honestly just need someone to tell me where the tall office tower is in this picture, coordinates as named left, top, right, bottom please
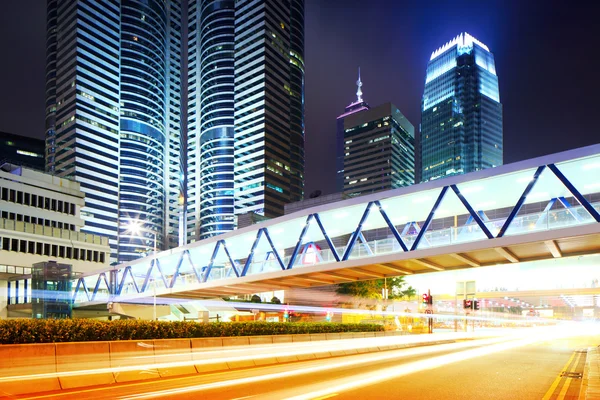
left=45, top=0, right=183, bottom=263
left=187, top=0, right=236, bottom=242
left=186, top=0, right=305, bottom=242
left=336, top=69, right=370, bottom=192
left=420, top=33, right=502, bottom=182
left=343, top=103, right=415, bottom=197
left=233, top=0, right=305, bottom=218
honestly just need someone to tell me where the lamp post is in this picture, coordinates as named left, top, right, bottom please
left=127, top=220, right=158, bottom=320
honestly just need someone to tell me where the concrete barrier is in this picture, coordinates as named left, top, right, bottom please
left=56, top=341, right=114, bottom=389
left=0, top=329, right=410, bottom=396
left=0, top=343, right=60, bottom=396
left=248, top=336, right=273, bottom=345
left=292, top=334, right=311, bottom=342
left=272, top=335, right=293, bottom=343
left=153, top=339, right=196, bottom=378
left=222, top=337, right=250, bottom=347
left=109, top=340, right=158, bottom=383
left=190, top=338, right=230, bottom=374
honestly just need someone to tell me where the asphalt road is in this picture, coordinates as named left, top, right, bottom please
left=14, top=330, right=595, bottom=400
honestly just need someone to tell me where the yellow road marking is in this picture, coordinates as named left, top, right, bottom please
left=542, top=351, right=576, bottom=400
left=557, top=352, right=582, bottom=400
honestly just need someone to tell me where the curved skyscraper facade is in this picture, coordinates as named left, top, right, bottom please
left=45, top=0, right=182, bottom=263
left=187, top=0, right=305, bottom=243
left=420, top=33, right=503, bottom=183
left=187, top=0, right=235, bottom=241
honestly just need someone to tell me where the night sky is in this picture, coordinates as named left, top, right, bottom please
left=1, top=1, right=598, bottom=197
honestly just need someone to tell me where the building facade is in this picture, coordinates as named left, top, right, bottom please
left=186, top=0, right=305, bottom=243
left=335, top=70, right=370, bottom=192
left=0, top=132, right=45, bottom=171
left=420, top=32, right=503, bottom=182
left=0, top=164, right=110, bottom=318
left=45, top=0, right=183, bottom=263
left=343, top=103, right=415, bottom=197
left=187, top=0, right=236, bottom=242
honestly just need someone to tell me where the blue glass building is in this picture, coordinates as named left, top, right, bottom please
left=187, top=0, right=236, bottom=241
left=421, top=33, right=503, bottom=183
left=187, top=0, right=305, bottom=243
left=45, top=0, right=183, bottom=263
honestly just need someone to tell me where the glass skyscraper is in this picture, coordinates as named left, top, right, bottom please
left=336, top=69, right=370, bottom=192
left=420, top=32, right=503, bottom=182
left=187, top=0, right=236, bottom=241
left=187, top=0, right=305, bottom=242
left=45, top=0, right=183, bottom=263
left=343, top=103, right=415, bottom=197
left=233, top=0, right=305, bottom=218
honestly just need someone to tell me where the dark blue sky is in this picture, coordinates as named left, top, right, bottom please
left=1, top=1, right=598, bottom=195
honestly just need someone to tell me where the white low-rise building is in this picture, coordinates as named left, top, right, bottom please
left=0, top=164, right=110, bottom=318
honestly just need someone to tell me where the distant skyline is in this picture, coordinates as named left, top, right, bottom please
left=1, top=0, right=599, bottom=197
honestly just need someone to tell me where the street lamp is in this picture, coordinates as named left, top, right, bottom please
left=126, top=220, right=158, bottom=320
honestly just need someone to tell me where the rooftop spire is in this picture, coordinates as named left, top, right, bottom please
left=356, top=67, right=363, bottom=102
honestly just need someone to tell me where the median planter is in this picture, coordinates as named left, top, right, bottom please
left=0, top=320, right=384, bottom=344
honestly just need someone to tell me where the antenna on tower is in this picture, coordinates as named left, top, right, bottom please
left=356, top=67, right=363, bottom=103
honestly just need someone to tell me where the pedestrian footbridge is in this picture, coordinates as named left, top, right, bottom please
left=74, top=145, right=600, bottom=306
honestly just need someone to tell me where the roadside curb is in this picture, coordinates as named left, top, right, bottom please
left=580, top=346, right=600, bottom=400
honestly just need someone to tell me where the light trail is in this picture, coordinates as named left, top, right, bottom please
left=10, top=324, right=595, bottom=399
left=103, top=297, right=554, bottom=326
left=3, top=324, right=587, bottom=387
left=113, top=327, right=575, bottom=399
left=0, top=332, right=477, bottom=384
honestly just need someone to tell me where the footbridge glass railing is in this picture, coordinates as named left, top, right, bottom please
left=71, top=147, right=600, bottom=304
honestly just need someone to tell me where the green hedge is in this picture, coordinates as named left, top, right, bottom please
left=0, top=319, right=384, bottom=344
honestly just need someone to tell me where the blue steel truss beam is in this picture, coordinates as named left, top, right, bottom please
left=140, top=261, right=155, bottom=293
left=411, top=187, right=449, bottom=251
left=72, top=278, right=90, bottom=302
left=203, top=241, right=226, bottom=283
left=242, top=229, right=265, bottom=276
left=116, top=266, right=140, bottom=295
left=357, top=232, right=374, bottom=256
left=154, top=259, right=169, bottom=289
left=241, top=228, right=285, bottom=275
left=547, top=163, right=600, bottom=222
left=374, top=200, right=409, bottom=252
left=451, top=185, right=494, bottom=239
left=183, top=250, right=203, bottom=283
left=91, top=272, right=111, bottom=301
left=261, top=228, right=286, bottom=270
left=169, top=255, right=185, bottom=289
left=534, top=197, right=583, bottom=227
left=313, top=213, right=341, bottom=261
left=497, top=165, right=546, bottom=238
left=288, top=215, right=314, bottom=269
left=556, top=197, right=582, bottom=222
left=343, top=202, right=373, bottom=261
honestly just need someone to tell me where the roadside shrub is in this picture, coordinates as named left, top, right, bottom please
left=0, top=319, right=383, bottom=344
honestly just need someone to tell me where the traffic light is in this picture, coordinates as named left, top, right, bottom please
left=422, top=293, right=429, bottom=305
left=463, top=299, right=472, bottom=309
left=474, top=300, right=480, bottom=310
left=325, top=311, right=332, bottom=322
left=283, top=308, right=289, bottom=319
left=429, top=294, right=433, bottom=305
